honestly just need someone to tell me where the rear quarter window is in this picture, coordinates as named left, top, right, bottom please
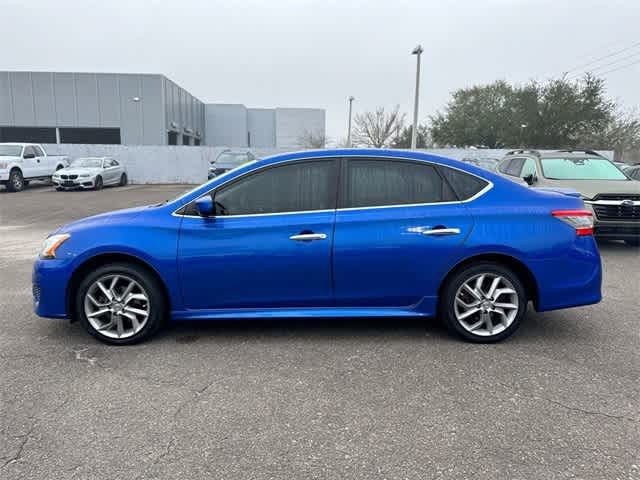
left=438, top=166, right=489, bottom=200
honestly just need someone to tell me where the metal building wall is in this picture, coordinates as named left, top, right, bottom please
left=0, top=71, right=205, bottom=145
left=247, top=108, right=276, bottom=148
left=275, top=108, right=325, bottom=149
left=204, top=104, right=249, bottom=147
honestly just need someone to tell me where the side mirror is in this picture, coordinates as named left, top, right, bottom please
left=523, top=173, right=536, bottom=186
left=195, top=196, right=214, bottom=217
left=23, top=153, right=35, bottom=159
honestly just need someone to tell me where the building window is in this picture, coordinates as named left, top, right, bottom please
left=182, top=135, right=191, bottom=145
left=194, top=138, right=201, bottom=146
left=0, top=127, right=57, bottom=144
left=168, top=131, right=178, bottom=145
left=59, top=128, right=121, bottom=144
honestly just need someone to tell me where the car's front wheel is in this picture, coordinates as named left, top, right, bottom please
left=441, top=262, right=527, bottom=342
left=7, top=169, right=25, bottom=192
left=75, top=263, right=166, bottom=345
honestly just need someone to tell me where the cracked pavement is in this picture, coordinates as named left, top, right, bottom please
left=1, top=184, right=639, bottom=479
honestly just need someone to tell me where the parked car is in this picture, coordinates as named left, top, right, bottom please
left=208, top=149, right=256, bottom=179
left=496, top=149, right=640, bottom=246
left=0, top=143, right=69, bottom=192
left=52, top=157, right=128, bottom=191
left=33, top=149, right=602, bottom=345
left=625, top=165, right=640, bottom=181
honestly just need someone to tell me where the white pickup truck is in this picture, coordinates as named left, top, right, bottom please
left=0, top=143, right=70, bottom=192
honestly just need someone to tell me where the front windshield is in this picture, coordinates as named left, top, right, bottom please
left=215, top=152, right=248, bottom=164
left=541, top=158, right=628, bottom=180
left=70, top=158, right=103, bottom=168
left=0, top=145, right=22, bottom=156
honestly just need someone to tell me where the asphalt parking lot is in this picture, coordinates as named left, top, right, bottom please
left=1, top=183, right=639, bottom=480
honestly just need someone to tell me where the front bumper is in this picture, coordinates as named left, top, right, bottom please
left=0, top=169, right=9, bottom=182
left=52, top=177, right=95, bottom=189
left=32, top=258, right=73, bottom=318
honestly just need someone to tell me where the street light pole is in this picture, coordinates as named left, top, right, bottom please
left=411, top=45, right=423, bottom=150
left=346, top=96, right=355, bottom=147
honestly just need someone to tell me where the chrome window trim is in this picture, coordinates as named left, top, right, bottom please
left=172, top=154, right=494, bottom=219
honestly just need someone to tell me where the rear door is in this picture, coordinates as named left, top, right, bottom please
left=332, top=158, right=479, bottom=308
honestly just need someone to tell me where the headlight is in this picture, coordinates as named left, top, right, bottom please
left=39, top=234, right=70, bottom=259
left=0, top=161, right=8, bottom=169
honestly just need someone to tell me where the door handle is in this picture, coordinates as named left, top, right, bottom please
left=422, top=228, right=461, bottom=236
left=289, top=233, right=327, bottom=241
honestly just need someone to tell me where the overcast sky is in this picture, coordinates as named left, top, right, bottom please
left=2, top=0, right=639, bottom=141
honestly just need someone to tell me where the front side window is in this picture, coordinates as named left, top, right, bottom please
left=214, top=160, right=336, bottom=215
left=541, top=157, right=628, bottom=180
left=33, top=146, right=44, bottom=157
left=23, top=146, right=36, bottom=158
left=341, top=159, right=456, bottom=208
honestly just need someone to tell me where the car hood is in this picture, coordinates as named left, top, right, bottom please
left=0, top=155, right=21, bottom=163
left=55, top=205, right=152, bottom=234
left=541, top=178, right=640, bottom=199
left=56, top=167, right=102, bottom=176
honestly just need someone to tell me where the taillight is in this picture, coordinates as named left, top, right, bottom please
left=552, top=209, right=594, bottom=236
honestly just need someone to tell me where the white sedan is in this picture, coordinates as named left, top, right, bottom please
left=52, top=157, right=128, bottom=191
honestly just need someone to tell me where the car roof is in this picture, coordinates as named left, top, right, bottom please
left=502, top=150, right=608, bottom=161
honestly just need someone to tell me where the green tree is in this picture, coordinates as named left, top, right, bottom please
left=430, top=75, right=616, bottom=149
left=391, top=124, right=432, bottom=148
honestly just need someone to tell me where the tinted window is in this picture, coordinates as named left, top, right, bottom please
left=214, top=160, right=336, bottom=215
left=505, top=158, right=525, bottom=176
left=341, top=159, right=456, bottom=208
left=23, top=146, right=36, bottom=157
left=439, top=166, right=489, bottom=200
left=111, top=159, right=119, bottom=166
left=33, top=146, right=44, bottom=157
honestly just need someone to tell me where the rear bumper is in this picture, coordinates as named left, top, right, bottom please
left=529, top=236, right=602, bottom=312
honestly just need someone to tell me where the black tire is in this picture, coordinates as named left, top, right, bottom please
left=55, top=187, right=64, bottom=192
left=440, top=262, right=527, bottom=343
left=94, top=175, right=103, bottom=190
left=74, top=263, right=166, bottom=345
left=119, top=173, right=128, bottom=187
left=23, top=180, right=30, bottom=187
left=7, top=169, right=25, bottom=192
left=624, top=238, right=640, bottom=247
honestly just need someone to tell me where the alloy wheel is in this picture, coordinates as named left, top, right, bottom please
left=84, top=274, right=150, bottom=339
left=453, top=273, right=519, bottom=337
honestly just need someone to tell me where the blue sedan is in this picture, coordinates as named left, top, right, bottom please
left=33, top=149, right=602, bottom=344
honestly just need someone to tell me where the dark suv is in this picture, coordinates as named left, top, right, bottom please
left=497, top=149, right=640, bottom=246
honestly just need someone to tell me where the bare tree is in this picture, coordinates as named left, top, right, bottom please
left=353, top=106, right=406, bottom=148
left=297, top=129, right=327, bottom=149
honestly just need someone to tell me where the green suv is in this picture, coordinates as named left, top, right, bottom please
left=497, top=150, right=640, bottom=246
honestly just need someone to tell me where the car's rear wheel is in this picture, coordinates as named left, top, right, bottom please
left=441, top=262, right=527, bottom=342
left=119, top=173, right=128, bottom=186
left=75, top=263, right=166, bottom=345
left=7, top=169, right=24, bottom=192
left=94, top=176, right=103, bottom=190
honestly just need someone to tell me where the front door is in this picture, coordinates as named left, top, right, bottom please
left=177, top=159, right=338, bottom=310
left=332, top=158, right=476, bottom=308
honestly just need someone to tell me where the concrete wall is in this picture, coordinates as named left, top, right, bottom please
left=275, top=108, right=325, bottom=149
left=41, top=145, right=614, bottom=185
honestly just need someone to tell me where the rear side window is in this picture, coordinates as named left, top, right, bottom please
left=340, top=159, right=456, bottom=208
left=214, top=160, right=336, bottom=215
left=438, top=166, right=489, bottom=200
left=504, top=158, right=525, bottom=176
